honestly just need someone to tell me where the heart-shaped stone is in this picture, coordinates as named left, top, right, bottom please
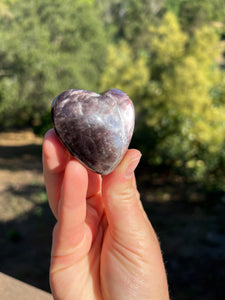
left=51, top=89, right=135, bottom=175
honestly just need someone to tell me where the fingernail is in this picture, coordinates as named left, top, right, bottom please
left=125, top=153, right=142, bottom=179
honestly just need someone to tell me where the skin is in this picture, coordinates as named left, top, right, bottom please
left=42, top=128, right=170, bottom=300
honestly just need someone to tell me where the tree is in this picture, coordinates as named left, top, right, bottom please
left=101, top=41, right=149, bottom=99
left=101, top=11, right=225, bottom=190
left=96, top=0, right=165, bottom=50
left=166, top=0, right=225, bottom=31
left=145, top=13, right=225, bottom=188
left=0, top=0, right=107, bottom=129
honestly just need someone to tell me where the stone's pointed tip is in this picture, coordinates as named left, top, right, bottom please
left=51, top=89, right=135, bottom=175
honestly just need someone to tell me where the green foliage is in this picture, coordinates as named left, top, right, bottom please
left=101, top=10, right=225, bottom=191
left=101, top=41, right=149, bottom=99
left=1, top=0, right=225, bottom=192
left=166, top=0, right=225, bottom=30
left=0, top=0, right=107, bottom=129
left=96, top=0, right=165, bottom=50
left=145, top=14, right=225, bottom=188
left=149, top=12, right=187, bottom=66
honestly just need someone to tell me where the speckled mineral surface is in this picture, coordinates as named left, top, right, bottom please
left=51, top=88, right=135, bottom=175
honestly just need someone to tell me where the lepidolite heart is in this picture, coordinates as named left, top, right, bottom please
left=51, top=89, right=135, bottom=175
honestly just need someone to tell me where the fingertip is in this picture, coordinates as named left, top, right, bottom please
left=126, top=148, right=142, bottom=159
left=43, top=128, right=70, bottom=173
left=123, top=149, right=142, bottom=170
left=43, top=129, right=64, bottom=157
left=102, top=149, right=141, bottom=205
left=104, top=149, right=142, bottom=183
left=123, top=149, right=142, bottom=179
left=44, top=128, right=55, bottom=140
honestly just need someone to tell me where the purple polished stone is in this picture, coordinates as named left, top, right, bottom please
left=51, top=89, right=135, bottom=175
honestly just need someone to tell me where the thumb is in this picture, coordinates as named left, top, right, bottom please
left=102, top=149, right=145, bottom=235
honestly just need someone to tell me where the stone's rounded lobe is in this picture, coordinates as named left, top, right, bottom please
left=51, top=89, right=135, bottom=175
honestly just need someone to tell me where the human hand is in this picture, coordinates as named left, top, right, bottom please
left=43, top=129, right=169, bottom=300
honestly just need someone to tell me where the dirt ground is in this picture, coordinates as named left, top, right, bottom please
left=0, top=130, right=54, bottom=292
left=0, top=130, right=224, bottom=299
left=0, top=131, right=44, bottom=221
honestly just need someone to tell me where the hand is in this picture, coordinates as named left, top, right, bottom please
left=42, top=129, right=169, bottom=300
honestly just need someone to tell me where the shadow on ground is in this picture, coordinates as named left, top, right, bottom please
left=0, top=144, right=43, bottom=172
left=142, top=197, right=225, bottom=300
left=0, top=144, right=42, bottom=159
left=0, top=187, right=55, bottom=292
left=1, top=190, right=225, bottom=299
left=0, top=138, right=225, bottom=299
left=0, top=140, right=54, bottom=292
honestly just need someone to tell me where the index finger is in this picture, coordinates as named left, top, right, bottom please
left=42, top=129, right=102, bottom=218
left=42, top=129, right=70, bottom=218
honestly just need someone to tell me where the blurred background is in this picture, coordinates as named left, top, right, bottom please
left=0, top=0, right=225, bottom=299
